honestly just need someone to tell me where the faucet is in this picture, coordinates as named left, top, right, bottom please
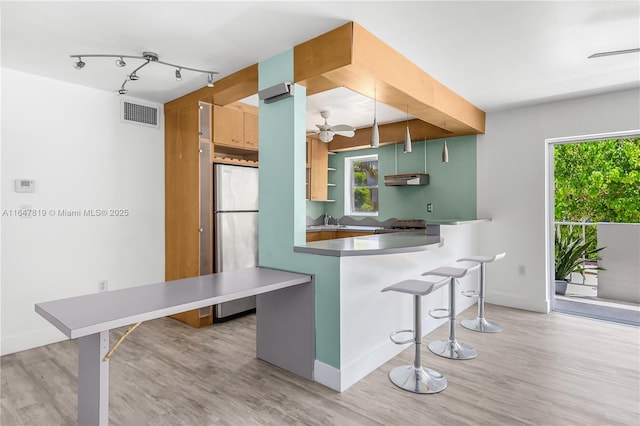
left=323, top=213, right=329, bottom=226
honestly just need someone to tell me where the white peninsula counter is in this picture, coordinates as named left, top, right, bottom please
left=294, top=222, right=487, bottom=392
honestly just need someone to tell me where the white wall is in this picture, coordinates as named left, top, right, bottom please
left=1, top=69, right=165, bottom=355
left=597, top=223, right=640, bottom=303
left=477, top=88, right=640, bottom=313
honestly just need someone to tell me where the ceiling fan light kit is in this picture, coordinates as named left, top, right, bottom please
left=70, top=51, right=218, bottom=95
left=311, top=110, right=356, bottom=143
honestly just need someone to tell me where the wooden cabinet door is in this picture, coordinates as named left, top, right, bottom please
left=213, top=105, right=243, bottom=148
left=198, top=102, right=212, bottom=142
left=308, top=138, right=328, bottom=201
left=243, top=112, right=259, bottom=150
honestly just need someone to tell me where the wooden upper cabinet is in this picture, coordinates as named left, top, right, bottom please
left=213, top=105, right=243, bottom=148
left=213, top=105, right=259, bottom=151
left=243, top=112, right=259, bottom=150
left=307, top=137, right=329, bottom=201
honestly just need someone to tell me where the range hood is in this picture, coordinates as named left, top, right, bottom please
left=384, top=173, right=429, bottom=186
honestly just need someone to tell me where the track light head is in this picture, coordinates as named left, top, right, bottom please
left=129, top=73, right=139, bottom=81
left=207, top=73, right=215, bottom=87
left=74, top=58, right=86, bottom=70
left=115, top=57, right=126, bottom=67
left=175, top=68, right=182, bottom=81
left=118, top=88, right=128, bottom=95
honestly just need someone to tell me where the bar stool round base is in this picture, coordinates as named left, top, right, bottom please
left=389, top=365, right=447, bottom=394
left=461, top=318, right=503, bottom=333
left=428, top=339, right=478, bottom=360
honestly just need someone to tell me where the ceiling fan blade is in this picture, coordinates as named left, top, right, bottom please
left=306, top=130, right=320, bottom=135
left=588, top=48, right=639, bottom=58
left=331, top=124, right=356, bottom=132
left=334, top=130, right=355, bottom=138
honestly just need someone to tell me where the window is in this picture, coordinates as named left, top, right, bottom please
left=345, top=154, right=379, bottom=216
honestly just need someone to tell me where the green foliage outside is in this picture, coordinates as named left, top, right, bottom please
left=352, top=161, right=378, bottom=213
left=554, top=138, right=640, bottom=224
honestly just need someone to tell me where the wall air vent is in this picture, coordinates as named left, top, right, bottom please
left=120, top=98, right=160, bottom=128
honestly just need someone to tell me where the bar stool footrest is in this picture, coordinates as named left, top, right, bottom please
left=461, top=290, right=480, bottom=298
left=389, top=329, right=414, bottom=345
left=428, top=308, right=450, bottom=320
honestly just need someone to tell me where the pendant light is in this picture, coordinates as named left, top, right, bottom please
left=403, top=105, right=412, bottom=153
left=371, top=84, right=379, bottom=148
left=442, top=140, right=449, bottom=163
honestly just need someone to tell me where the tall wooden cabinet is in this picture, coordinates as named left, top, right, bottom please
left=165, top=96, right=260, bottom=328
left=165, top=99, right=214, bottom=328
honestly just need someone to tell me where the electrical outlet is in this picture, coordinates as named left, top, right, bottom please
left=518, top=265, right=526, bottom=276
left=98, top=280, right=108, bottom=292
left=427, top=203, right=433, bottom=213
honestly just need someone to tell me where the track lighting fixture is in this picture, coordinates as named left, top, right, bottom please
left=70, top=51, right=218, bottom=95
left=371, top=85, right=379, bottom=148
left=403, top=105, right=412, bottom=153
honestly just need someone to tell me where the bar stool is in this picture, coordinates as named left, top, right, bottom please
left=422, top=265, right=480, bottom=360
left=457, top=252, right=506, bottom=333
left=381, top=277, right=450, bottom=394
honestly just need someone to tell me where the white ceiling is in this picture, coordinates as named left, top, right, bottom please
left=2, top=1, right=639, bottom=132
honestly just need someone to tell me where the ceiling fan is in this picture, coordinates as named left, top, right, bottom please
left=309, top=110, right=356, bottom=143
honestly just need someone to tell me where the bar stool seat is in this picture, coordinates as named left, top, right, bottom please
left=381, top=277, right=449, bottom=394
left=457, top=252, right=506, bottom=333
left=422, top=264, right=480, bottom=360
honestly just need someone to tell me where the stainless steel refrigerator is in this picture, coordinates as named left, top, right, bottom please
left=213, top=164, right=259, bottom=319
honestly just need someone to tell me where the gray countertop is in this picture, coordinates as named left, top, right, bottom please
left=306, top=225, right=381, bottom=232
left=294, top=232, right=443, bottom=257
left=35, top=268, right=312, bottom=339
left=424, top=218, right=492, bottom=225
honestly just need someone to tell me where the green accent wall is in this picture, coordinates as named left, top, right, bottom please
left=258, top=50, right=341, bottom=369
left=323, top=136, right=477, bottom=221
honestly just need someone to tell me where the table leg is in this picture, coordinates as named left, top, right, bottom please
left=78, top=331, right=109, bottom=425
left=256, top=279, right=314, bottom=380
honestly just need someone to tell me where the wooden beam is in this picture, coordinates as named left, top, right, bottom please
left=294, top=22, right=353, bottom=84
left=329, top=119, right=453, bottom=151
left=165, top=63, right=258, bottom=111
left=293, top=21, right=485, bottom=139
left=355, top=23, right=484, bottom=133
left=211, top=63, right=259, bottom=106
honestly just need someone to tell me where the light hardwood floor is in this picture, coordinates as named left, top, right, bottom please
left=2, top=304, right=639, bottom=425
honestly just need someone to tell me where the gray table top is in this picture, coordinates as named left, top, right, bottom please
left=294, top=232, right=443, bottom=257
left=35, top=267, right=311, bottom=339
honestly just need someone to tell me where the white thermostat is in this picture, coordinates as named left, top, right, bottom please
left=14, top=179, right=35, bottom=193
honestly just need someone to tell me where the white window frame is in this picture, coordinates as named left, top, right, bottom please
left=344, top=154, right=379, bottom=216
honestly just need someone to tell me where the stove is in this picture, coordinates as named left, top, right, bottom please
left=374, top=219, right=427, bottom=234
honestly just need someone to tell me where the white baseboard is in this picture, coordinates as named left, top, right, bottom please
left=1, top=327, right=68, bottom=356
left=487, top=291, right=549, bottom=313
left=313, top=360, right=341, bottom=391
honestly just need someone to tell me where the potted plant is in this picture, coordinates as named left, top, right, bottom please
left=554, top=230, right=605, bottom=295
